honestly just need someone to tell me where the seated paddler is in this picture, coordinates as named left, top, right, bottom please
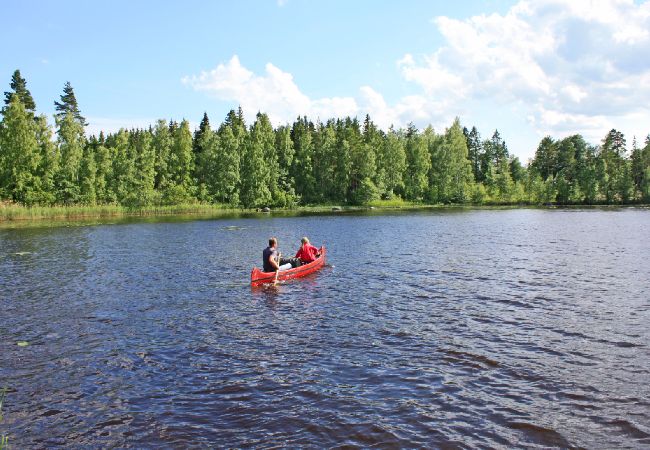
left=263, top=237, right=301, bottom=272
left=295, top=236, right=321, bottom=264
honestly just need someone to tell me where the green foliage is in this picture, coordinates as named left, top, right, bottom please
left=4, top=69, right=36, bottom=112
left=54, top=81, right=86, bottom=126
left=0, top=96, right=41, bottom=204
left=0, top=386, right=7, bottom=450
left=214, top=124, right=240, bottom=205
left=350, top=177, right=380, bottom=205
left=240, top=113, right=273, bottom=208
left=2, top=70, right=649, bottom=210
left=428, top=119, right=473, bottom=203
left=404, top=123, right=430, bottom=200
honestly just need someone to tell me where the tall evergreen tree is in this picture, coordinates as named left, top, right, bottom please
left=464, top=126, right=482, bottom=182
left=598, top=129, right=630, bottom=203
left=3, top=70, right=36, bottom=113
left=193, top=112, right=213, bottom=194
left=54, top=81, right=87, bottom=125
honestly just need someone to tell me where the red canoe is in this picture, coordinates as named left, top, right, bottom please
left=251, top=246, right=327, bottom=286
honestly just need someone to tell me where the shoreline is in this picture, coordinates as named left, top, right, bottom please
left=1, top=202, right=647, bottom=229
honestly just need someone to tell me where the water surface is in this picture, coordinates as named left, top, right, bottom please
left=1, top=208, right=649, bottom=448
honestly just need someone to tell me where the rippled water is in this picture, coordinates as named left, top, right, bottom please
left=1, top=208, right=649, bottom=448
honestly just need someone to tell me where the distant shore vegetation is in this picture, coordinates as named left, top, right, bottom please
left=1, top=69, right=649, bottom=219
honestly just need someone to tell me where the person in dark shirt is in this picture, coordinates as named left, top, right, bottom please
left=263, top=237, right=298, bottom=272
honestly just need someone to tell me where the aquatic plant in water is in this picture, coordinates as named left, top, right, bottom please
left=0, top=387, right=7, bottom=449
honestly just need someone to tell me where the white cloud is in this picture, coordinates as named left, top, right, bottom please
left=183, top=56, right=351, bottom=125
left=404, top=0, right=650, bottom=144
left=183, top=0, right=650, bottom=159
left=183, top=56, right=459, bottom=132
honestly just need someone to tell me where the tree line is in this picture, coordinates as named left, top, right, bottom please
left=1, top=69, right=649, bottom=208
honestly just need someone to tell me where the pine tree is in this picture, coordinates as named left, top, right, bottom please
left=193, top=112, right=211, bottom=155
left=54, top=81, right=87, bottom=126
left=3, top=69, right=36, bottom=113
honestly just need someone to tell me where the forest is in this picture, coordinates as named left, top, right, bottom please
left=1, top=69, right=649, bottom=209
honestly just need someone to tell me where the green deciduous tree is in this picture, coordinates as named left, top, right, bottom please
left=428, top=118, right=474, bottom=203
left=404, top=123, right=430, bottom=200
left=214, top=123, right=240, bottom=205
left=0, top=96, right=41, bottom=204
left=240, top=113, right=273, bottom=208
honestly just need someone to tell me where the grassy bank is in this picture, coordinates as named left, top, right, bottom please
left=0, top=203, right=241, bottom=221
left=2, top=200, right=643, bottom=225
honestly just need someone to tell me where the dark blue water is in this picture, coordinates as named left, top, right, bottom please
left=1, top=208, right=649, bottom=448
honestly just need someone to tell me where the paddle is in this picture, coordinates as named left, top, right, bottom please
left=274, top=252, right=281, bottom=285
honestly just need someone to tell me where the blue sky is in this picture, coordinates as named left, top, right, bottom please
left=2, top=0, right=649, bottom=161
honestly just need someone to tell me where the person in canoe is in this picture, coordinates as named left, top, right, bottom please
left=295, top=236, right=321, bottom=264
left=263, top=237, right=301, bottom=273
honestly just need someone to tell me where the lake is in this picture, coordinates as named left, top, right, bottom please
left=1, top=208, right=649, bottom=448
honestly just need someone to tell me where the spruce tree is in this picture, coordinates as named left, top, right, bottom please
left=3, top=69, right=36, bottom=113
left=465, top=126, right=482, bottom=182
left=54, top=81, right=87, bottom=126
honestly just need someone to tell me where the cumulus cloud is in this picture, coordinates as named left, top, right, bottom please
left=183, top=0, right=650, bottom=156
left=182, top=56, right=459, bottom=132
left=406, top=0, right=650, bottom=141
left=183, top=56, right=355, bottom=125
